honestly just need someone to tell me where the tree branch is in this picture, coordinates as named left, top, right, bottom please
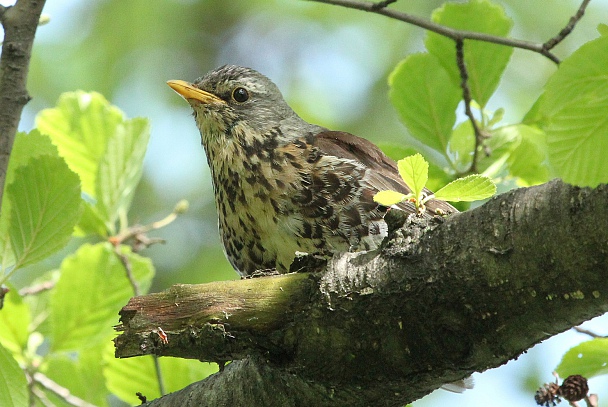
left=0, top=0, right=46, bottom=208
left=543, top=0, right=591, bottom=52
left=307, top=0, right=561, bottom=63
left=455, top=39, right=486, bottom=173
left=116, top=180, right=608, bottom=407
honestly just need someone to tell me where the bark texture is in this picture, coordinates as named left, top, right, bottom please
left=115, top=180, right=608, bottom=407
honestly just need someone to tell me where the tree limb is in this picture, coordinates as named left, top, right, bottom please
left=115, top=180, right=608, bottom=407
left=307, top=0, right=561, bottom=63
left=0, top=0, right=46, bottom=208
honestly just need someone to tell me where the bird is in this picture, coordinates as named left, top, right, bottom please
left=167, top=65, right=457, bottom=278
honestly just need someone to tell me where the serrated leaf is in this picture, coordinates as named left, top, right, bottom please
left=373, top=190, right=408, bottom=207
left=8, top=155, right=81, bottom=270
left=103, top=341, right=217, bottom=405
left=36, top=92, right=125, bottom=199
left=0, top=131, right=59, bottom=269
left=426, top=0, right=513, bottom=107
left=50, top=243, right=154, bottom=352
left=535, top=35, right=608, bottom=187
left=397, top=154, right=428, bottom=200
left=96, top=118, right=150, bottom=229
left=556, top=338, right=608, bottom=379
left=389, top=53, right=461, bottom=153
left=0, top=287, right=30, bottom=355
left=434, top=174, right=496, bottom=202
left=0, top=342, right=28, bottom=407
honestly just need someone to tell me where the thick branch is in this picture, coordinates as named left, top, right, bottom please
left=116, top=180, right=608, bottom=406
left=0, top=0, right=46, bottom=207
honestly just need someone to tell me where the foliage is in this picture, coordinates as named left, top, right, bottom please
left=373, top=153, right=496, bottom=213
left=1, top=0, right=607, bottom=405
left=0, top=93, right=216, bottom=405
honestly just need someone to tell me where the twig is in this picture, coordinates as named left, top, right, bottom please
left=455, top=39, right=486, bottom=173
left=308, top=0, right=561, bottom=63
left=32, top=372, right=97, bottom=407
left=371, top=0, right=396, bottom=11
left=573, top=326, right=604, bottom=338
left=543, top=0, right=591, bottom=51
left=0, top=0, right=47, bottom=210
left=19, top=280, right=56, bottom=296
left=115, top=248, right=141, bottom=296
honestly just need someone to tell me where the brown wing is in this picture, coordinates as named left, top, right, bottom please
left=313, top=131, right=458, bottom=216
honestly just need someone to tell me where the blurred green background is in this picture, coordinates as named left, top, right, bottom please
left=5, top=0, right=608, bottom=405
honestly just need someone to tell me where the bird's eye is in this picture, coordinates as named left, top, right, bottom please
left=232, top=87, right=249, bottom=103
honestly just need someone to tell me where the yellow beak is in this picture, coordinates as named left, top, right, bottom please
left=166, top=80, right=225, bottom=105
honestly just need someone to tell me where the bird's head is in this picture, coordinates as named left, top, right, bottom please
left=168, top=65, right=303, bottom=143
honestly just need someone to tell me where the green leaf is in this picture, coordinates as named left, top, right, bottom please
left=598, top=23, right=608, bottom=37
left=35, top=91, right=126, bottom=199
left=0, top=287, right=30, bottom=356
left=43, top=346, right=109, bottom=406
left=373, top=190, right=408, bottom=207
left=476, top=125, right=521, bottom=177
left=7, top=155, right=81, bottom=270
left=506, top=125, right=549, bottom=186
left=0, top=342, right=28, bottom=407
left=103, top=341, right=217, bottom=405
left=74, top=201, right=109, bottom=237
left=535, top=35, right=608, bottom=187
left=96, top=118, right=150, bottom=229
left=0, top=131, right=59, bottom=270
left=447, top=121, right=475, bottom=173
left=556, top=338, right=608, bottom=379
left=389, top=53, right=461, bottom=153
left=50, top=242, right=154, bottom=351
left=425, top=0, right=513, bottom=107
left=434, top=174, right=496, bottom=202
left=397, top=153, right=428, bottom=200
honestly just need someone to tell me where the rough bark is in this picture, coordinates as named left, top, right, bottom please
left=0, top=0, right=46, bottom=207
left=115, top=180, right=608, bottom=407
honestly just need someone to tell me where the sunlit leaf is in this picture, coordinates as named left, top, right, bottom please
left=506, top=125, right=549, bottom=186
left=42, top=346, right=109, bottom=406
left=397, top=154, right=428, bottom=200
left=103, top=341, right=217, bottom=405
left=50, top=243, right=154, bottom=351
left=433, top=174, right=496, bottom=202
left=535, top=35, right=608, bottom=187
left=8, top=155, right=81, bottom=270
left=96, top=118, right=150, bottom=229
left=373, top=190, right=408, bottom=207
left=556, top=338, right=608, bottom=379
left=0, top=287, right=30, bottom=356
left=426, top=0, right=513, bottom=106
left=0, top=131, right=59, bottom=269
left=36, top=91, right=125, bottom=198
left=447, top=121, right=475, bottom=173
left=0, top=342, right=28, bottom=407
left=389, top=53, right=461, bottom=154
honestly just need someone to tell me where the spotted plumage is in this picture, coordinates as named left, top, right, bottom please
left=168, top=65, right=457, bottom=276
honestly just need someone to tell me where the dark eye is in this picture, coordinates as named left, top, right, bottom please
left=232, top=87, right=249, bottom=103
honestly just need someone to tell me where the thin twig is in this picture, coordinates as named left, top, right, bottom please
left=573, top=326, right=604, bottom=338
left=115, top=248, right=140, bottom=296
left=19, top=280, right=55, bottom=296
left=32, top=372, right=97, bottom=407
left=308, top=0, right=561, bottom=64
left=455, top=39, right=485, bottom=173
left=543, top=0, right=592, bottom=51
left=371, top=0, right=396, bottom=11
